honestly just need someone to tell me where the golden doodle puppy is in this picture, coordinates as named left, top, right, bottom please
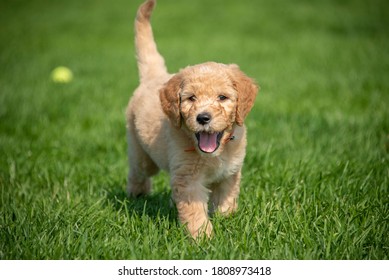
left=126, top=0, right=258, bottom=239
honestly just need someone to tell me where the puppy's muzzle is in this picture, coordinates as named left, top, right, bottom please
left=194, top=112, right=222, bottom=153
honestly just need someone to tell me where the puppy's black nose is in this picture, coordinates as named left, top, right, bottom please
left=196, top=113, right=211, bottom=125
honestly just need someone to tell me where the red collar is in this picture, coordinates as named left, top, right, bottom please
left=185, top=131, right=235, bottom=152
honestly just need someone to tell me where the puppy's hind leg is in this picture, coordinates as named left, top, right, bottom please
left=209, top=171, right=241, bottom=215
left=126, top=130, right=159, bottom=197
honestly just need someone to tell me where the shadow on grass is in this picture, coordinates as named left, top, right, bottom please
left=105, top=185, right=178, bottom=222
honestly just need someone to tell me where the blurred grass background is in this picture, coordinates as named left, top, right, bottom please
left=0, top=0, right=388, bottom=259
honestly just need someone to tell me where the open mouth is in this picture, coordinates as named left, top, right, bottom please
left=195, top=131, right=224, bottom=153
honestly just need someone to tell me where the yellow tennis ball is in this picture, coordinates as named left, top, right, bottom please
left=51, top=66, right=73, bottom=83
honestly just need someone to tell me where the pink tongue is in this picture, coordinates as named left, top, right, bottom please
left=198, top=132, right=218, bottom=153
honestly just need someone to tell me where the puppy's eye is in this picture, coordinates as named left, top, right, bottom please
left=188, top=95, right=197, bottom=102
left=218, top=95, right=228, bottom=101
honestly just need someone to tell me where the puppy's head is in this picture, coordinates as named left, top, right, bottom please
left=160, top=62, right=258, bottom=155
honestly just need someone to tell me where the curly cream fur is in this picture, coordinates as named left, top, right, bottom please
left=126, top=0, right=258, bottom=239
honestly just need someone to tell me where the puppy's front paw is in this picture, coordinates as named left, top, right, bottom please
left=217, top=199, right=238, bottom=216
left=188, top=219, right=213, bottom=240
left=176, top=200, right=213, bottom=239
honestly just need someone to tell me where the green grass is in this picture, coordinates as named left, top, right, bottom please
left=1, top=0, right=388, bottom=259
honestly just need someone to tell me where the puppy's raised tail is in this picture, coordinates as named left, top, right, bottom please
left=135, top=0, right=168, bottom=82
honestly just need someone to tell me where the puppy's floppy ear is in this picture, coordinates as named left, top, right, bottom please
left=159, top=74, right=183, bottom=128
left=229, top=64, right=259, bottom=126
